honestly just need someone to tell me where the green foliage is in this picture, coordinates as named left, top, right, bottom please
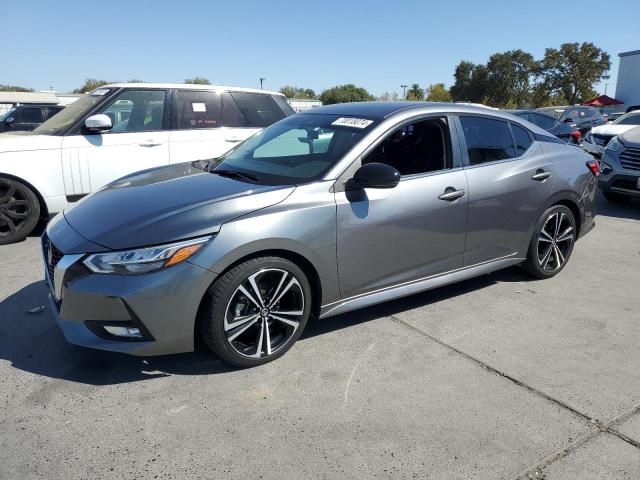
left=538, top=42, right=611, bottom=105
left=378, top=91, right=400, bottom=101
left=279, top=85, right=317, bottom=99
left=450, top=42, right=610, bottom=108
left=73, top=79, right=110, bottom=94
left=406, top=83, right=425, bottom=101
left=425, top=83, right=451, bottom=102
left=184, top=77, right=211, bottom=85
left=0, top=84, right=34, bottom=92
left=319, top=84, right=374, bottom=105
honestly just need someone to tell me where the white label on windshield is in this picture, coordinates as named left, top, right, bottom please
left=91, top=88, right=110, bottom=96
left=192, top=102, right=206, bottom=112
left=331, top=117, right=373, bottom=129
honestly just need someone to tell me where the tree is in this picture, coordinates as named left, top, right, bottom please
left=319, top=84, right=374, bottom=105
left=73, top=79, right=110, bottom=94
left=539, top=42, right=610, bottom=104
left=0, top=84, right=34, bottom=92
left=184, top=77, right=211, bottom=85
left=378, top=91, right=400, bottom=101
left=449, top=61, right=475, bottom=102
left=485, top=50, right=537, bottom=107
left=279, top=85, right=317, bottom=99
left=405, top=83, right=425, bottom=101
left=425, top=83, right=451, bottom=102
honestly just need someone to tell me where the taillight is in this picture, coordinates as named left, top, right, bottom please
left=586, top=159, right=600, bottom=176
left=570, top=130, right=581, bottom=143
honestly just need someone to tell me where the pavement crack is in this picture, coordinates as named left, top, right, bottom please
left=385, top=313, right=640, bottom=477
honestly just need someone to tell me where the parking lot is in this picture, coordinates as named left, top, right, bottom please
left=0, top=195, right=638, bottom=479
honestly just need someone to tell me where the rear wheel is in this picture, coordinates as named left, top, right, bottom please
left=603, top=191, right=632, bottom=204
left=199, top=256, right=312, bottom=367
left=0, top=178, right=41, bottom=245
left=522, top=205, right=576, bottom=279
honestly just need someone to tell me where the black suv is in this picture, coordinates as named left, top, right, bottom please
left=536, top=105, right=605, bottom=135
left=0, top=104, right=65, bottom=132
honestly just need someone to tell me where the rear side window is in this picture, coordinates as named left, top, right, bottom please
left=511, top=123, right=533, bottom=156
left=17, top=107, right=44, bottom=123
left=176, top=90, right=222, bottom=129
left=528, top=113, right=558, bottom=130
left=459, top=116, right=515, bottom=165
left=230, top=92, right=288, bottom=127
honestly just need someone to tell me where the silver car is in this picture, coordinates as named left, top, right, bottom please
left=42, top=102, right=598, bottom=367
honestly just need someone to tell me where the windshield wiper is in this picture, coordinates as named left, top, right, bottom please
left=211, top=169, right=260, bottom=183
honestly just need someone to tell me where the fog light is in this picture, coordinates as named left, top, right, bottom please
left=103, top=326, right=142, bottom=338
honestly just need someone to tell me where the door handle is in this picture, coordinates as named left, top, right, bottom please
left=438, top=187, right=465, bottom=201
left=225, top=137, right=242, bottom=143
left=531, top=170, right=552, bottom=181
left=139, top=142, right=161, bottom=147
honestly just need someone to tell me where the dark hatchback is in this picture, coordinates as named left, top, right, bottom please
left=536, top=105, right=605, bottom=135
left=509, top=110, right=581, bottom=144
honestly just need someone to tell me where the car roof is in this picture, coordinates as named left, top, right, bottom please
left=303, top=101, right=507, bottom=119
left=101, top=83, right=284, bottom=96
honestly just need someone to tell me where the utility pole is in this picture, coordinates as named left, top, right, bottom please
left=259, top=78, right=266, bottom=90
left=401, top=84, right=407, bottom=100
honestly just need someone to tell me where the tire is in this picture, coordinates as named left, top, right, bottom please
left=603, top=191, right=632, bottom=204
left=0, top=178, right=41, bottom=245
left=199, top=256, right=312, bottom=367
left=522, top=205, right=576, bottom=279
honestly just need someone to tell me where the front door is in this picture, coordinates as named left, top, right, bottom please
left=335, top=117, right=469, bottom=299
left=457, top=115, right=554, bottom=265
left=61, top=89, right=170, bottom=196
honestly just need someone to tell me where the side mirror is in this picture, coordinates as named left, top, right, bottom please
left=348, top=162, right=401, bottom=190
left=563, top=117, right=574, bottom=123
left=5, top=117, right=15, bottom=125
left=84, top=114, right=112, bottom=132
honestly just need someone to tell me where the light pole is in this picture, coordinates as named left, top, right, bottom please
left=259, top=77, right=266, bottom=90
left=401, top=84, right=408, bottom=100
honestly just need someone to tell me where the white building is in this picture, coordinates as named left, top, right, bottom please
left=615, top=49, right=640, bottom=111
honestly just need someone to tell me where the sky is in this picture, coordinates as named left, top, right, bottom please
left=2, top=0, right=639, bottom=98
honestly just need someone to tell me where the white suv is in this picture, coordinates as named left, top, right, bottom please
left=0, top=83, right=294, bottom=244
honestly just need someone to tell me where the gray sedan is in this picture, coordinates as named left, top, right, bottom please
left=42, top=102, right=598, bottom=367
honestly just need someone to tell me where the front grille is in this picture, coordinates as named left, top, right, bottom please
left=592, top=134, right=613, bottom=147
left=620, top=146, right=640, bottom=171
left=43, top=235, right=64, bottom=285
left=612, top=178, right=640, bottom=192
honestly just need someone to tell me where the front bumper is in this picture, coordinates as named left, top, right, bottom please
left=598, top=172, right=640, bottom=197
left=44, top=243, right=217, bottom=356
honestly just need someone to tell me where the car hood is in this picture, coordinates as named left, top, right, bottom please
left=0, top=131, right=62, bottom=153
left=591, top=124, right=638, bottom=136
left=63, top=162, right=295, bottom=251
left=619, top=125, right=640, bottom=146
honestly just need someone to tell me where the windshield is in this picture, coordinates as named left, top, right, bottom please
left=0, top=108, right=16, bottom=122
left=614, top=113, right=640, bottom=126
left=33, top=88, right=114, bottom=135
left=215, top=113, right=379, bottom=185
left=538, top=107, right=567, bottom=120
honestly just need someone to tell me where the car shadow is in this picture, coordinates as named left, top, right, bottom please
left=596, top=192, right=640, bottom=221
left=0, top=267, right=531, bottom=386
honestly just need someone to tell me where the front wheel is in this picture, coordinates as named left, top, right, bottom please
left=522, top=205, right=576, bottom=279
left=199, top=256, right=312, bottom=367
left=0, top=178, right=41, bottom=245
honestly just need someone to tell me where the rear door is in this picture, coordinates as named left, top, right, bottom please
left=457, top=115, right=554, bottom=265
left=60, top=89, right=170, bottom=196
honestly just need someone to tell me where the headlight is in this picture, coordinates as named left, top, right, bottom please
left=606, top=136, right=623, bottom=152
left=83, top=236, right=211, bottom=274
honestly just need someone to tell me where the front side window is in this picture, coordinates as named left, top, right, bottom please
left=362, top=118, right=451, bottom=176
left=16, top=107, right=44, bottom=123
left=99, top=89, right=166, bottom=133
left=230, top=92, right=289, bottom=127
left=528, top=113, right=558, bottom=130
left=176, top=90, right=222, bottom=129
left=459, top=116, right=515, bottom=165
left=215, top=113, right=378, bottom=185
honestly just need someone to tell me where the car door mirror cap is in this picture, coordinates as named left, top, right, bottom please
left=84, top=114, right=112, bottom=132
left=347, top=162, right=401, bottom=190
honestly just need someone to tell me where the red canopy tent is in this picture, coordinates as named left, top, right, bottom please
left=582, top=95, right=623, bottom=107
